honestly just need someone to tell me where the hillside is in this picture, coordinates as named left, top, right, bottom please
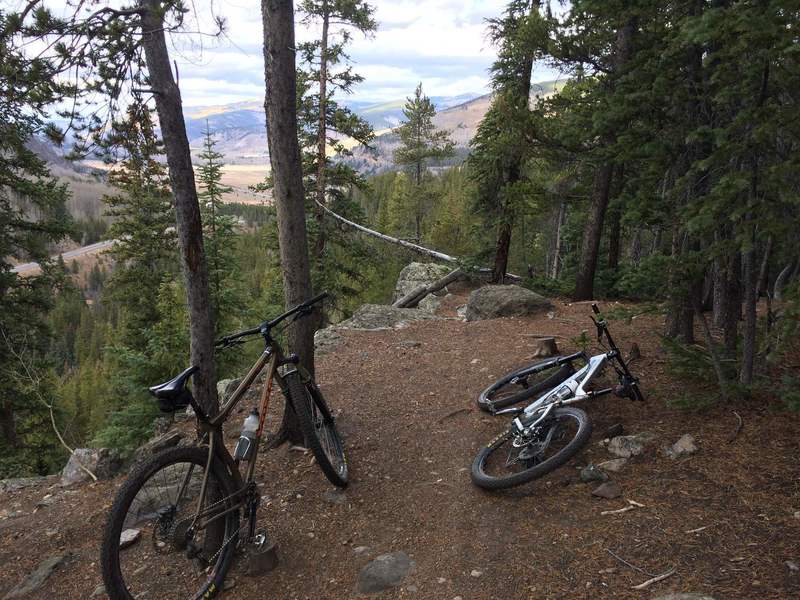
left=1, top=296, right=797, bottom=599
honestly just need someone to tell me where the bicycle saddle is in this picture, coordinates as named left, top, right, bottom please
left=149, top=365, right=198, bottom=400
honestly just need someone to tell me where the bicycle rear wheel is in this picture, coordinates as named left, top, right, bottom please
left=285, top=372, right=349, bottom=487
left=477, top=358, right=575, bottom=412
left=471, top=406, right=592, bottom=490
left=101, top=446, right=240, bottom=600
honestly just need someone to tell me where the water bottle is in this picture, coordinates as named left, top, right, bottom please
left=234, top=408, right=259, bottom=461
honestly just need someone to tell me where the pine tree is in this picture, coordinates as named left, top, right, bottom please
left=394, top=83, right=455, bottom=241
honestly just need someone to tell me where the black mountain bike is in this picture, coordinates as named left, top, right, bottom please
left=100, top=292, right=347, bottom=599
left=471, top=304, right=644, bottom=490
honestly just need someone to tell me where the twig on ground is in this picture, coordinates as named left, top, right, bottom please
left=601, top=499, right=645, bottom=515
left=631, top=567, right=676, bottom=589
left=685, top=525, right=711, bottom=534
left=605, top=548, right=653, bottom=577
left=437, top=407, right=470, bottom=422
left=727, top=411, right=743, bottom=443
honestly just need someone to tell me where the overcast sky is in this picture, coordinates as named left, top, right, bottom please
left=171, top=0, right=542, bottom=107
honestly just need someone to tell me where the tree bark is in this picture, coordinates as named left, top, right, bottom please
left=756, top=234, right=773, bottom=297
left=392, top=268, right=464, bottom=308
left=740, top=227, right=757, bottom=385
left=492, top=220, right=513, bottom=284
left=550, top=200, right=566, bottom=278
left=314, top=6, right=330, bottom=261
left=0, top=401, right=18, bottom=448
left=262, top=0, right=317, bottom=445
left=141, top=0, right=217, bottom=416
left=574, top=163, right=613, bottom=299
left=606, top=164, right=625, bottom=270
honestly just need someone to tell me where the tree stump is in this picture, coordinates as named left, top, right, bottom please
left=530, top=337, right=558, bottom=358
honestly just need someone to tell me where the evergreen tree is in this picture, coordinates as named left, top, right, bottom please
left=394, top=83, right=455, bottom=241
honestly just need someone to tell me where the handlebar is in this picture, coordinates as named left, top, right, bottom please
left=215, top=292, right=329, bottom=347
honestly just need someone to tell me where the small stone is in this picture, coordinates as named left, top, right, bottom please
left=454, top=596, right=463, bottom=600
left=223, top=578, right=236, bottom=591
left=2, top=554, right=67, bottom=599
left=90, top=583, right=105, bottom=598
left=603, top=423, right=625, bottom=438
left=437, top=577, right=447, bottom=584
left=357, top=552, right=414, bottom=594
left=786, top=560, right=799, bottom=572
left=119, top=529, right=140, bottom=549
left=323, top=489, right=347, bottom=505
left=397, top=340, right=421, bottom=349
left=664, top=434, right=698, bottom=459
left=353, top=546, right=369, bottom=555
left=406, top=585, right=418, bottom=592
left=591, top=481, right=622, bottom=500
left=794, top=511, right=800, bottom=519
left=597, top=458, right=628, bottom=473
left=607, top=433, right=656, bottom=458
left=579, top=464, right=609, bottom=483
left=470, top=358, right=480, bottom=364
left=652, top=595, right=717, bottom=600
left=470, top=569, right=483, bottom=578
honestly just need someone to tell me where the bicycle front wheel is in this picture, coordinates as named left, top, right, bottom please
left=477, top=358, right=575, bottom=413
left=471, top=406, right=592, bottom=490
left=285, top=372, right=349, bottom=487
left=101, top=446, right=240, bottom=600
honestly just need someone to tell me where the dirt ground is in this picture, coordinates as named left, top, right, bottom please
left=1, top=297, right=799, bottom=600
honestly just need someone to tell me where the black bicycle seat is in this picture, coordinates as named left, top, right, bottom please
left=149, top=365, right=198, bottom=400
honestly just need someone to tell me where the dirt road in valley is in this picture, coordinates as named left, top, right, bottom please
left=11, top=239, right=115, bottom=275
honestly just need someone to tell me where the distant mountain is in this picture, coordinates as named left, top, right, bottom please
left=181, top=93, right=484, bottom=165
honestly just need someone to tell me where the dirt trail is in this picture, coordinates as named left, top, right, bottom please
left=1, top=299, right=798, bottom=599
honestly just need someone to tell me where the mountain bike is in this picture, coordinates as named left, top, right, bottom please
left=100, top=292, right=348, bottom=599
left=471, top=304, right=643, bottom=490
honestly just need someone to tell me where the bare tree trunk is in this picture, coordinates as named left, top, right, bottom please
left=0, top=401, right=18, bottom=448
left=550, top=200, right=566, bottom=278
left=314, top=7, right=330, bottom=261
left=774, top=259, right=796, bottom=300
left=629, top=227, right=642, bottom=266
left=492, top=221, right=513, bottom=284
left=262, top=0, right=318, bottom=445
left=141, top=0, right=217, bottom=416
left=740, top=225, right=757, bottom=386
left=756, top=234, right=773, bottom=297
left=606, top=164, right=625, bottom=271
left=574, top=163, right=613, bottom=299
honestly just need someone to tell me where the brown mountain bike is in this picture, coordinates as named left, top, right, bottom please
left=100, top=292, right=347, bottom=599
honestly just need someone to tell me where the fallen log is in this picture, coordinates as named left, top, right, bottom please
left=393, top=268, right=465, bottom=308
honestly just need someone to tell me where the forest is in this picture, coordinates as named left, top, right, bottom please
left=1, top=0, right=799, bottom=480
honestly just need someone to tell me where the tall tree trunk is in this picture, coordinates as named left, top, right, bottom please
left=314, top=7, right=330, bottom=261
left=0, top=401, right=18, bottom=448
left=492, top=220, right=513, bottom=284
left=141, top=0, right=217, bottom=415
left=573, top=21, right=633, bottom=299
left=756, top=234, right=773, bottom=297
left=740, top=226, right=757, bottom=385
left=629, top=227, right=642, bottom=266
left=606, top=164, right=625, bottom=270
left=262, top=0, right=317, bottom=390
left=550, top=200, right=566, bottom=278
left=574, top=163, right=613, bottom=299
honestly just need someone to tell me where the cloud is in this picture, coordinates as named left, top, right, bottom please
left=174, top=0, right=509, bottom=106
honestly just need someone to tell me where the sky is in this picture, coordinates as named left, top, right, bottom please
left=170, top=0, right=524, bottom=107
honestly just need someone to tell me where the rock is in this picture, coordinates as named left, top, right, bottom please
left=470, top=569, right=483, bottom=578
left=436, top=577, right=447, bottom=584
left=591, top=481, right=622, bottom=499
left=628, top=342, right=642, bottom=361
left=353, top=546, right=370, bottom=555
left=786, top=560, right=799, bottom=572
left=0, top=476, right=52, bottom=493
left=3, top=554, right=68, bottom=599
left=530, top=337, right=559, bottom=358
left=579, top=464, right=609, bottom=483
left=393, top=262, right=453, bottom=313
left=119, top=528, right=140, bottom=549
left=456, top=304, right=467, bottom=318
left=217, top=378, right=242, bottom=401
left=465, top=285, right=553, bottom=321
left=357, top=551, right=414, bottom=594
left=652, top=595, right=717, bottom=600
left=323, top=490, right=347, bottom=505
left=90, top=583, right=106, bottom=598
left=603, top=423, right=625, bottom=439
left=607, top=433, right=656, bottom=458
left=61, top=448, right=122, bottom=485
left=597, top=458, right=628, bottom=473
left=664, top=434, right=698, bottom=460
left=315, top=327, right=345, bottom=354
left=343, top=304, right=440, bottom=330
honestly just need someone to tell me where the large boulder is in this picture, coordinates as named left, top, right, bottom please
left=60, top=448, right=122, bottom=486
left=393, top=262, right=452, bottom=313
left=465, top=285, right=553, bottom=321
